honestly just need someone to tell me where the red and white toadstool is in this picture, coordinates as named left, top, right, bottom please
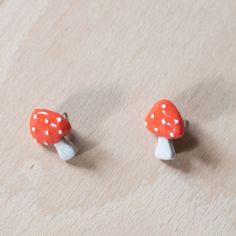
left=29, top=109, right=78, bottom=161
left=145, top=100, right=185, bottom=160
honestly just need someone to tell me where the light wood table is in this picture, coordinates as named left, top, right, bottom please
left=0, top=0, right=235, bottom=235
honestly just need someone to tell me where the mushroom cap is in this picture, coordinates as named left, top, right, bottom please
left=29, top=109, right=72, bottom=145
left=145, top=100, right=184, bottom=139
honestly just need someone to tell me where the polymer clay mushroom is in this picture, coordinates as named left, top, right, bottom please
left=145, top=100, right=185, bottom=160
left=29, top=109, right=78, bottom=161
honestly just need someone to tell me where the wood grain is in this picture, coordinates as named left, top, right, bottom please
left=0, top=0, right=236, bottom=235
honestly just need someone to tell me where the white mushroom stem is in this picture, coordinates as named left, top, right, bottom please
left=155, top=137, right=175, bottom=160
left=54, top=138, right=78, bottom=161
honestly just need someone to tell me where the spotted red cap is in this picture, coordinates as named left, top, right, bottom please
left=145, top=100, right=184, bottom=139
left=29, top=109, right=71, bottom=145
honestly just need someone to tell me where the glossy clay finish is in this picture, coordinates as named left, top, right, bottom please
left=145, top=100, right=185, bottom=139
left=29, top=109, right=71, bottom=145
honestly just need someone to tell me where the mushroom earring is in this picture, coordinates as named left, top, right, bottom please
left=29, top=109, right=78, bottom=161
left=145, top=100, right=185, bottom=160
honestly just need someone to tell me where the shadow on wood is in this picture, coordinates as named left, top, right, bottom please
left=174, top=131, right=198, bottom=154
left=41, top=130, right=101, bottom=169
left=163, top=78, right=234, bottom=173
left=67, top=130, right=97, bottom=155
left=174, top=78, right=236, bottom=122
left=56, top=85, right=124, bottom=169
left=163, top=122, right=220, bottom=173
left=66, top=131, right=105, bottom=169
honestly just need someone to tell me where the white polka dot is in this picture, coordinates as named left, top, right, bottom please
left=174, top=119, right=179, bottom=124
left=45, top=130, right=49, bottom=136
left=154, top=128, right=158, bottom=132
left=45, top=119, right=49, bottom=124
left=167, top=122, right=171, bottom=126
left=161, top=119, right=166, bottom=124
left=51, top=123, right=57, bottom=127
left=32, top=127, right=36, bottom=132
left=162, top=104, right=166, bottom=109
left=57, top=117, right=62, bottom=123
left=144, top=122, right=148, bottom=127
left=44, top=142, right=48, bottom=145
left=34, top=139, right=37, bottom=143
left=170, top=132, right=174, bottom=137
left=58, top=130, right=63, bottom=134
left=151, top=114, right=155, bottom=119
left=33, top=114, right=37, bottom=119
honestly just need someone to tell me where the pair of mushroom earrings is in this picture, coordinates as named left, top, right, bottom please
left=29, top=99, right=186, bottom=161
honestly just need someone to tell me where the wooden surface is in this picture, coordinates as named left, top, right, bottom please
left=0, top=0, right=236, bottom=235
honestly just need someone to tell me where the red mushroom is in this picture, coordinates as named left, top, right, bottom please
left=29, top=109, right=78, bottom=161
left=145, top=100, right=185, bottom=160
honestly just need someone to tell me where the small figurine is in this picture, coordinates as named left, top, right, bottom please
left=145, top=100, right=185, bottom=160
left=29, top=109, right=78, bottom=161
